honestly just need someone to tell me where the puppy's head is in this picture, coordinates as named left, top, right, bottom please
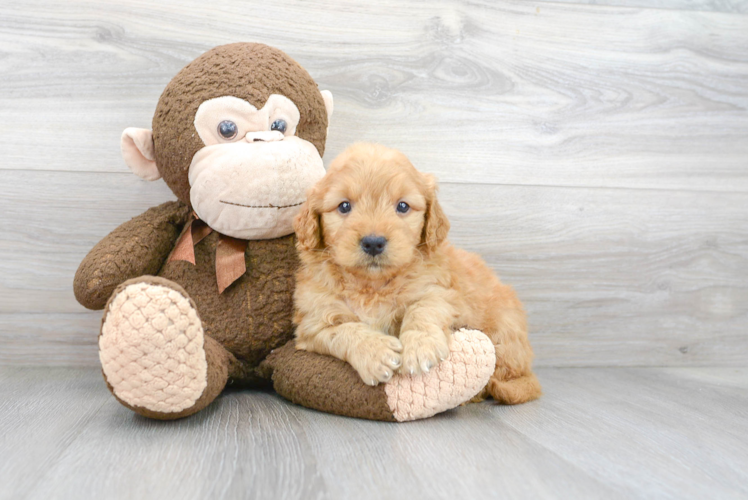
left=294, top=143, right=449, bottom=274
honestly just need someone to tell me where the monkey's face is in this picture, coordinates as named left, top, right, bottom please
left=188, top=95, right=326, bottom=240
left=120, top=43, right=334, bottom=241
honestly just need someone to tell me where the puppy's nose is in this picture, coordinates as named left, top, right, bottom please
left=360, top=235, right=387, bottom=256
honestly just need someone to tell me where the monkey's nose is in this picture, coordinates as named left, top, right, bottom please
left=360, top=235, right=387, bottom=256
left=245, top=131, right=284, bottom=143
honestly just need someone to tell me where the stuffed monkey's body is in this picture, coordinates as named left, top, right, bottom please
left=74, top=44, right=495, bottom=422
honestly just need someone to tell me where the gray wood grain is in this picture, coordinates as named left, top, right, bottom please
left=1, top=369, right=611, bottom=500
left=0, top=1, right=746, bottom=192
left=291, top=400, right=627, bottom=500
left=2, top=170, right=746, bottom=367
left=499, top=367, right=748, bottom=499
left=0, top=366, right=745, bottom=500
left=0, top=367, right=111, bottom=500
left=540, top=0, right=748, bottom=14
left=26, top=391, right=627, bottom=500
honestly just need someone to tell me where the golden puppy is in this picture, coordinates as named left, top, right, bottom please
left=292, top=143, right=541, bottom=404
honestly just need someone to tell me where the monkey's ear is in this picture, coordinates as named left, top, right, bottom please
left=121, top=127, right=161, bottom=181
left=320, top=90, right=334, bottom=122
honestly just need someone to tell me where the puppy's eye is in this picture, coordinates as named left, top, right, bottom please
left=217, top=120, right=238, bottom=139
left=396, top=201, right=410, bottom=214
left=338, top=201, right=352, bottom=214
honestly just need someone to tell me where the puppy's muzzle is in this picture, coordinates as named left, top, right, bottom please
left=360, top=235, right=387, bottom=256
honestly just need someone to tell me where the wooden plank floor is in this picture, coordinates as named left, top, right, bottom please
left=1, top=366, right=746, bottom=500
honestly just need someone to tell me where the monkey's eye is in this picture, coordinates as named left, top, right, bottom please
left=270, top=119, right=287, bottom=134
left=396, top=201, right=410, bottom=214
left=217, top=120, right=238, bottom=139
left=338, top=201, right=352, bottom=214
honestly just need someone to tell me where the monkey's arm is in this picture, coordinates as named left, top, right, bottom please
left=73, top=200, right=191, bottom=310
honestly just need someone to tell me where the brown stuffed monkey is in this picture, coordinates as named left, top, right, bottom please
left=73, top=43, right=495, bottom=422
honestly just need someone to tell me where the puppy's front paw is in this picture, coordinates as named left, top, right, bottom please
left=349, top=335, right=403, bottom=386
left=400, top=330, right=450, bottom=376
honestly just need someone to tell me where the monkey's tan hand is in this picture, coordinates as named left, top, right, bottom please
left=399, top=329, right=451, bottom=376
left=348, top=334, right=403, bottom=386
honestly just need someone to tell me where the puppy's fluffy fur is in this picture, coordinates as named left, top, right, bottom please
left=293, top=143, right=541, bottom=404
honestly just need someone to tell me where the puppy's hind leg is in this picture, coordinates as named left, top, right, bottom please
left=483, top=293, right=542, bottom=405
left=488, top=372, right=542, bottom=405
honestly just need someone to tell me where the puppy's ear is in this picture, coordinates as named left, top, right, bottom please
left=421, top=174, right=450, bottom=253
left=294, top=187, right=323, bottom=252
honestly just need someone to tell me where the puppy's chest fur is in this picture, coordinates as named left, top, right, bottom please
left=343, top=292, right=405, bottom=336
left=335, top=263, right=456, bottom=337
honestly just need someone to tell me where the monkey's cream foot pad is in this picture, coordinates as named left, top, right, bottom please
left=99, top=281, right=208, bottom=413
left=384, top=329, right=496, bottom=422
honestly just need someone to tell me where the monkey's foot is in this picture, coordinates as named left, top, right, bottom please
left=267, top=328, right=495, bottom=422
left=383, top=329, right=495, bottom=422
left=99, top=277, right=223, bottom=419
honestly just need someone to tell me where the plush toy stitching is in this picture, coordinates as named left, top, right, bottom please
left=219, top=200, right=305, bottom=209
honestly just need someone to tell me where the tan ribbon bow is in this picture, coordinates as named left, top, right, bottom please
left=168, top=214, right=248, bottom=294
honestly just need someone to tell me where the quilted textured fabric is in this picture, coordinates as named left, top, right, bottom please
left=99, top=282, right=208, bottom=413
left=384, top=329, right=496, bottom=422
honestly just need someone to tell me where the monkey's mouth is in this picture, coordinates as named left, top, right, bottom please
left=219, top=200, right=305, bottom=210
